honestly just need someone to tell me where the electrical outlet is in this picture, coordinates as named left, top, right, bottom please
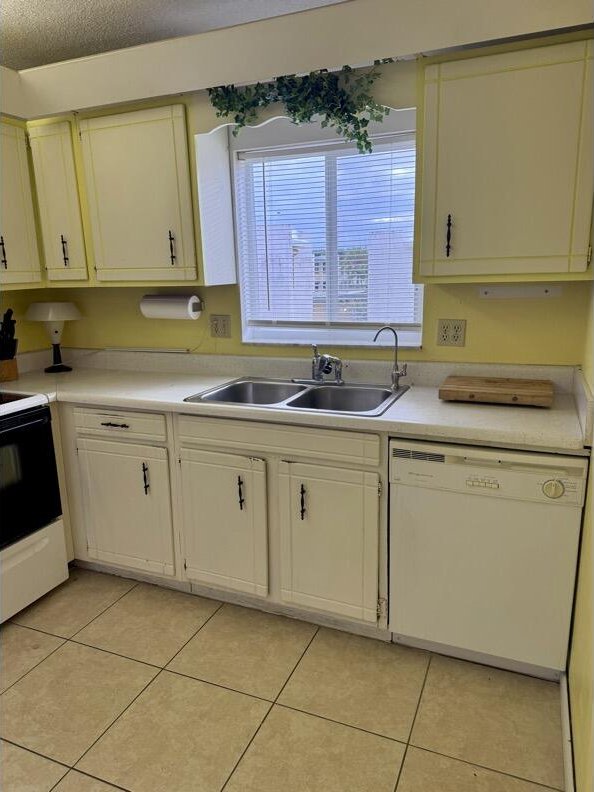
left=210, top=314, right=231, bottom=338
left=437, top=318, right=467, bottom=347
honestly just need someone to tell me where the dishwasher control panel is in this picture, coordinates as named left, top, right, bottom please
left=466, top=476, right=500, bottom=490
left=390, top=441, right=587, bottom=507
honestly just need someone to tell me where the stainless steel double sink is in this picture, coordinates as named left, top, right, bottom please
left=184, top=378, right=408, bottom=417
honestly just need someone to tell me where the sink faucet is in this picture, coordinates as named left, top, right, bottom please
left=373, top=326, right=407, bottom=391
left=311, top=344, right=344, bottom=385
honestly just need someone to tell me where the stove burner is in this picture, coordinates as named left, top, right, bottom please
left=0, top=392, right=30, bottom=405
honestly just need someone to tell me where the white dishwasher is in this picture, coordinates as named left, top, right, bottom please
left=389, top=440, right=588, bottom=676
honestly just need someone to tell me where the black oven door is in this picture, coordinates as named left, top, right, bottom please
left=0, top=406, right=62, bottom=550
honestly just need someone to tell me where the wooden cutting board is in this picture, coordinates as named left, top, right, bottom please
left=438, top=376, right=554, bottom=407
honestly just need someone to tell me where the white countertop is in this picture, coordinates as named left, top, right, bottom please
left=5, top=366, right=588, bottom=455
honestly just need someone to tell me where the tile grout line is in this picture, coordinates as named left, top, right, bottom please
left=4, top=622, right=69, bottom=642
left=69, top=580, right=140, bottom=639
left=0, top=639, right=66, bottom=698
left=274, top=701, right=409, bottom=745
left=219, top=625, right=321, bottom=792
left=219, top=702, right=275, bottom=792
left=73, top=668, right=165, bottom=775
left=403, top=744, right=566, bottom=792
left=392, top=653, right=433, bottom=792
left=66, top=638, right=163, bottom=670
left=70, top=600, right=227, bottom=781
left=161, top=600, right=226, bottom=668
left=273, top=626, right=321, bottom=704
left=11, top=578, right=140, bottom=643
left=164, top=667, right=274, bottom=705
left=0, top=736, right=72, bottom=770
left=47, top=767, right=133, bottom=792
left=1, top=579, right=141, bottom=697
left=67, top=596, right=225, bottom=672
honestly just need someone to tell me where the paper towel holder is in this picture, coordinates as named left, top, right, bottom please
left=139, top=294, right=204, bottom=320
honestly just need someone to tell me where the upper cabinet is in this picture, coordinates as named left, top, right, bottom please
left=417, top=40, right=593, bottom=280
left=0, top=122, right=42, bottom=285
left=79, top=105, right=197, bottom=281
left=29, top=121, right=88, bottom=281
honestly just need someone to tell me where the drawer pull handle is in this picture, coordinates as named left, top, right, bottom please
left=445, top=214, right=453, bottom=257
left=60, top=234, right=69, bottom=266
left=300, top=484, right=306, bottom=520
left=168, top=230, right=176, bottom=266
left=100, top=421, right=130, bottom=429
left=237, top=476, right=245, bottom=511
left=1, top=235, right=7, bottom=268
left=142, top=462, right=150, bottom=495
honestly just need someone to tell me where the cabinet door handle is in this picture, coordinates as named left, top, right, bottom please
left=100, top=421, right=130, bottom=429
left=237, top=476, right=245, bottom=510
left=142, top=462, right=150, bottom=495
left=60, top=235, right=69, bottom=266
left=0, top=236, right=7, bottom=268
left=299, top=484, right=306, bottom=520
left=445, top=214, right=453, bottom=257
left=168, top=230, right=176, bottom=266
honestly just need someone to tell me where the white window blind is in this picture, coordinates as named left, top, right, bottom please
left=234, top=132, right=422, bottom=346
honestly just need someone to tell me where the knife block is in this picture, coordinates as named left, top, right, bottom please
left=0, top=358, right=18, bottom=382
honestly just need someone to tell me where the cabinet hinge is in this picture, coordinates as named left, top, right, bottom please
left=377, top=480, right=383, bottom=497
left=588, top=244, right=592, bottom=265
left=376, top=597, right=387, bottom=619
left=178, top=457, right=182, bottom=465
left=183, top=559, right=187, bottom=571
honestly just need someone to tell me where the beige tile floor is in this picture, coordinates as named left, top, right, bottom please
left=0, top=568, right=565, bottom=792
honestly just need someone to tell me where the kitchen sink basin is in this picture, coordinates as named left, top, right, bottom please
left=185, top=378, right=408, bottom=416
left=184, top=379, right=307, bottom=405
left=285, top=384, right=407, bottom=416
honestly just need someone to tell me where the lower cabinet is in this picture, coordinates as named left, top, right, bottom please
left=279, top=461, right=379, bottom=623
left=70, top=411, right=383, bottom=626
left=77, top=438, right=174, bottom=575
left=180, top=448, right=268, bottom=596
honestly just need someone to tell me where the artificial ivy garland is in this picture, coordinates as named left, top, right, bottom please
left=208, top=61, right=393, bottom=154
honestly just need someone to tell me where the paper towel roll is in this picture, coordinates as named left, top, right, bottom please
left=139, top=295, right=202, bottom=320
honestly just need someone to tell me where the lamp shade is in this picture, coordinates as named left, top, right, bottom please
left=26, top=302, right=82, bottom=322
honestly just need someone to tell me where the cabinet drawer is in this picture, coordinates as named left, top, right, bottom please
left=178, top=415, right=379, bottom=466
left=74, top=407, right=167, bottom=442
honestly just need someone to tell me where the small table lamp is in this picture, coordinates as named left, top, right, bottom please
left=25, top=302, right=82, bottom=373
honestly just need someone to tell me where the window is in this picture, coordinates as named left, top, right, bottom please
left=233, top=115, right=422, bottom=347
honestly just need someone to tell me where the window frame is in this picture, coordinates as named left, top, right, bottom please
left=230, top=110, right=422, bottom=348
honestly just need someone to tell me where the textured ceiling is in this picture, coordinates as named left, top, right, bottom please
left=1, top=0, right=349, bottom=70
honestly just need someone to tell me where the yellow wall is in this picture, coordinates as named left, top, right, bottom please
left=4, top=281, right=591, bottom=366
left=0, top=288, right=50, bottom=353
left=581, top=282, right=594, bottom=387
left=570, top=281, right=594, bottom=792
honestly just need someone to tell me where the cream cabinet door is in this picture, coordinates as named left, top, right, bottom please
left=419, top=40, right=593, bottom=278
left=28, top=122, right=87, bottom=281
left=279, top=462, right=379, bottom=622
left=0, top=122, right=41, bottom=285
left=77, top=438, right=174, bottom=576
left=180, top=448, right=268, bottom=596
left=79, top=105, right=196, bottom=281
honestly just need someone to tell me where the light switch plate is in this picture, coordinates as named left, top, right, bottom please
left=437, top=318, right=467, bottom=347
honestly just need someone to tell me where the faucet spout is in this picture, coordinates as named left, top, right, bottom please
left=373, top=326, right=407, bottom=391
